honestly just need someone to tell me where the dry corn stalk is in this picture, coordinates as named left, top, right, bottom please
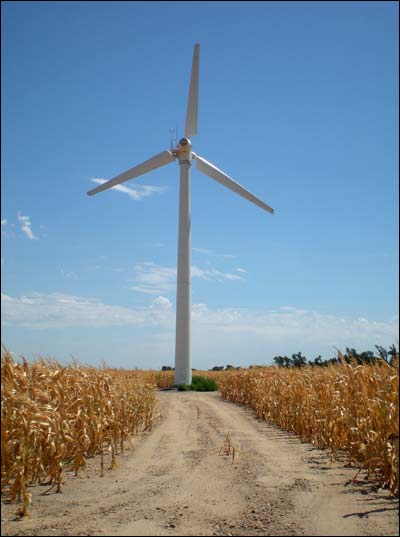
left=219, top=432, right=237, bottom=463
left=217, top=359, right=399, bottom=496
left=1, top=349, right=157, bottom=515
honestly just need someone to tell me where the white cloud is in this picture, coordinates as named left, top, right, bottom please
left=190, top=305, right=399, bottom=364
left=236, top=268, right=248, bottom=273
left=0, top=292, right=173, bottom=329
left=130, top=262, right=177, bottom=295
left=195, top=305, right=398, bottom=345
left=1, top=293, right=398, bottom=364
left=129, top=262, right=244, bottom=294
left=91, top=179, right=166, bottom=200
left=222, top=272, right=243, bottom=281
left=1, top=218, right=15, bottom=238
left=130, top=285, right=165, bottom=295
left=193, top=247, right=235, bottom=259
left=17, top=212, right=38, bottom=240
left=192, top=266, right=244, bottom=281
left=151, top=296, right=173, bottom=310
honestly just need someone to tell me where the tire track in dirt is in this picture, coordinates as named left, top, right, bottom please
left=1, top=391, right=398, bottom=536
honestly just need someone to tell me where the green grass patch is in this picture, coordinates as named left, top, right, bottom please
left=190, top=375, right=218, bottom=391
left=176, top=375, right=218, bottom=391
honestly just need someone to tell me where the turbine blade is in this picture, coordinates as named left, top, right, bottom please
left=192, top=153, right=274, bottom=214
left=87, top=150, right=175, bottom=196
left=185, top=43, right=200, bottom=139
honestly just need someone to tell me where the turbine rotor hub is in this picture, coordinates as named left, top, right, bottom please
left=178, top=137, right=192, bottom=148
left=174, top=137, right=192, bottom=163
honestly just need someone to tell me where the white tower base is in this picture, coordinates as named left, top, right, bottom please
left=174, top=158, right=192, bottom=386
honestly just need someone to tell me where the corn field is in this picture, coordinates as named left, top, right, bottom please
left=217, top=359, right=399, bottom=497
left=2, top=351, right=398, bottom=518
left=155, top=370, right=175, bottom=390
left=1, top=350, right=157, bottom=516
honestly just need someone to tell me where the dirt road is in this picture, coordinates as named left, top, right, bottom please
left=2, top=391, right=399, bottom=536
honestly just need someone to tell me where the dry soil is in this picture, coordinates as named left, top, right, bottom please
left=1, top=391, right=399, bottom=536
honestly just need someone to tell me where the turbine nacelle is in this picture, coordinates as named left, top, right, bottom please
left=173, top=137, right=192, bottom=162
left=178, top=137, right=191, bottom=148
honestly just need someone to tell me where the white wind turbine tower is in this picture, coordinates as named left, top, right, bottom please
left=87, top=44, right=274, bottom=386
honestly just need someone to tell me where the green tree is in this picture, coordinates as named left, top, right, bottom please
left=291, top=352, right=307, bottom=368
left=273, top=356, right=285, bottom=367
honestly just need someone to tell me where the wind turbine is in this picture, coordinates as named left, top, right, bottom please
left=87, top=44, right=274, bottom=386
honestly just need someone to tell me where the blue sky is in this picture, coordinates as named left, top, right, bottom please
left=1, top=1, right=398, bottom=369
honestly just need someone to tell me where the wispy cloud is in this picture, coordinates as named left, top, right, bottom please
left=17, top=212, right=38, bottom=240
left=191, top=266, right=244, bottom=281
left=193, top=247, right=235, bottom=259
left=191, top=306, right=399, bottom=365
left=129, top=262, right=244, bottom=295
left=1, top=293, right=398, bottom=362
left=191, top=305, right=399, bottom=357
left=0, top=292, right=172, bottom=329
left=60, top=269, right=78, bottom=280
left=236, top=267, right=248, bottom=273
left=130, top=262, right=176, bottom=295
left=91, top=179, right=166, bottom=200
left=85, top=265, right=125, bottom=273
left=1, top=218, right=15, bottom=238
left=151, top=296, right=173, bottom=310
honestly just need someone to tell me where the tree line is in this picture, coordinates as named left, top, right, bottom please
left=160, top=344, right=398, bottom=372
left=272, top=344, right=398, bottom=368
